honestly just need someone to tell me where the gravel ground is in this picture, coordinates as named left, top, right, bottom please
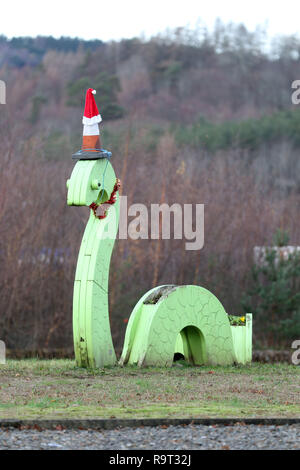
left=0, top=424, right=299, bottom=450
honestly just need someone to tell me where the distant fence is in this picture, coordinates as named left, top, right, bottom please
left=254, top=246, right=300, bottom=266
left=16, top=247, right=71, bottom=266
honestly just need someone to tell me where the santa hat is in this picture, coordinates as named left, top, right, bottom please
left=82, top=88, right=102, bottom=125
left=82, top=88, right=102, bottom=152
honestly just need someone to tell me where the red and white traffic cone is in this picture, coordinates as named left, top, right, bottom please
left=82, top=88, right=102, bottom=152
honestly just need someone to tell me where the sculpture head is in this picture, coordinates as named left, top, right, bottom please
left=67, top=158, right=116, bottom=207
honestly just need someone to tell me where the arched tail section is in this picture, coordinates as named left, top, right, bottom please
left=120, top=285, right=252, bottom=367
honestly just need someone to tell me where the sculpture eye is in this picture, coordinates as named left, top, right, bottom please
left=91, top=179, right=101, bottom=189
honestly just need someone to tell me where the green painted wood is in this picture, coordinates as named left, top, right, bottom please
left=67, top=159, right=119, bottom=368
left=230, top=314, right=252, bottom=364
left=120, top=285, right=240, bottom=367
left=119, top=285, right=173, bottom=366
left=67, top=158, right=252, bottom=369
left=245, top=313, right=252, bottom=363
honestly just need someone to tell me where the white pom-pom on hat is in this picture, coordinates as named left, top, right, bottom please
left=92, top=89, right=96, bottom=95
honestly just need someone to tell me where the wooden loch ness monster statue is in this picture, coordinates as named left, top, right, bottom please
left=67, top=89, right=252, bottom=368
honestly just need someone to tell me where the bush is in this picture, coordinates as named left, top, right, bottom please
left=174, top=109, right=300, bottom=152
left=242, top=241, right=300, bottom=346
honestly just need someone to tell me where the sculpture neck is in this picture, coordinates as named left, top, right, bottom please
left=71, top=160, right=120, bottom=368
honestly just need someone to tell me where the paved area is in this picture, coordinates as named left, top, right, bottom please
left=0, top=424, right=299, bottom=450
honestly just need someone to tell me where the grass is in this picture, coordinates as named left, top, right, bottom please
left=0, top=360, right=299, bottom=420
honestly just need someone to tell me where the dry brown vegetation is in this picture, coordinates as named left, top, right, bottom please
left=1, top=134, right=299, bottom=352
left=0, top=25, right=299, bottom=352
